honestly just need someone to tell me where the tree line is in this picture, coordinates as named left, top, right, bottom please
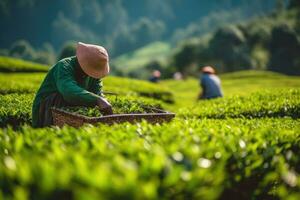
left=0, top=0, right=276, bottom=59
left=169, top=1, right=300, bottom=76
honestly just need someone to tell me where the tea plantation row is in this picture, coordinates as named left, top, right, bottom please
left=0, top=73, right=174, bottom=103
left=0, top=56, right=49, bottom=73
left=161, top=70, right=300, bottom=109
left=0, top=118, right=299, bottom=200
left=1, top=65, right=300, bottom=199
left=1, top=89, right=299, bottom=128
left=0, top=93, right=163, bottom=128
left=180, top=89, right=300, bottom=119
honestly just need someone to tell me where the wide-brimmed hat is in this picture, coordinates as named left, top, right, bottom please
left=202, top=66, right=215, bottom=74
left=76, top=42, right=110, bottom=79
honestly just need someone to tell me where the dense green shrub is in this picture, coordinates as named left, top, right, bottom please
left=63, top=97, right=162, bottom=117
left=0, top=73, right=44, bottom=94
left=0, top=94, right=163, bottom=128
left=1, top=88, right=299, bottom=127
left=220, top=70, right=284, bottom=79
left=0, top=94, right=33, bottom=127
left=104, top=76, right=174, bottom=103
left=107, top=96, right=162, bottom=114
left=180, top=89, right=300, bottom=119
left=0, top=69, right=300, bottom=199
left=0, top=56, right=49, bottom=73
left=106, top=77, right=174, bottom=103
left=63, top=106, right=103, bottom=117
left=0, top=118, right=299, bottom=199
left=0, top=73, right=174, bottom=103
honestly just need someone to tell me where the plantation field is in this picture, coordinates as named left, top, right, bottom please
left=0, top=73, right=173, bottom=103
left=112, top=42, right=171, bottom=78
left=0, top=56, right=49, bottom=73
left=162, top=70, right=300, bottom=109
left=0, top=66, right=300, bottom=199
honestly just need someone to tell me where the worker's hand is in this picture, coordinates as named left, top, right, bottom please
left=97, top=97, right=113, bottom=115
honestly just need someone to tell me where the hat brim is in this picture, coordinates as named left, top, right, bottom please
left=76, top=42, right=110, bottom=79
left=76, top=42, right=109, bottom=79
left=80, top=62, right=110, bottom=79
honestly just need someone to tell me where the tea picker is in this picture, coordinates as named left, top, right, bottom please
left=32, top=42, right=113, bottom=128
left=198, top=66, right=223, bottom=100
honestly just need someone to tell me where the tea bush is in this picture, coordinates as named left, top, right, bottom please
left=1, top=68, right=300, bottom=200
left=0, top=118, right=299, bottom=199
left=1, top=89, right=299, bottom=128
left=0, top=73, right=174, bottom=103
left=0, top=94, right=163, bottom=127
left=0, top=56, right=49, bottom=73
left=0, top=94, right=33, bottom=127
left=62, top=97, right=163, bottom=117
left=104, top=76, right=174, bottom=103
left=0, top=73, right=44, bottom=94
left=180, top=89, right=300, bottom=119
left=107, top=96, right=162, bottom=114
left=220, top=70, right=285, bottom=79
left=63, top=106, right=103, bottom=117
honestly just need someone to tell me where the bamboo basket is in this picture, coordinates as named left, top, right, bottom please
left=51, top=107, right=175, bottom=128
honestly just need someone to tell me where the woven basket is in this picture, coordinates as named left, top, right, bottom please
left=51, top=107, right=175, bottom=128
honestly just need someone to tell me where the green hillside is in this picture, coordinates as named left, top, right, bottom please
left=161, top=70, right=300, bottom=109
left=110, top=3, right=300, bottom=79
left=112, top=42, right=172, bottom=78
left=0, top=61, right=300, bottom=199
left=0, top=56, right=49, bottom=73
left=169, top=5, right=300, bottom=76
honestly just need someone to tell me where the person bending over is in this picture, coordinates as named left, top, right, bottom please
left=32, top=42, right=113, bottom=128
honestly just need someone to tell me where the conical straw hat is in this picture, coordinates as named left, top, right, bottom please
left=76, top=42, right=110, bottom=79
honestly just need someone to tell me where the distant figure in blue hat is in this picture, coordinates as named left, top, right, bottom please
left=198, top=66, right=223, bottom=100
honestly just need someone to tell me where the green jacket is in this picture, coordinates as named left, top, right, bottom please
left=32, top=56, right=102, bottom=127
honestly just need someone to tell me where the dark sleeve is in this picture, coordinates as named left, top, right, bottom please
left=54, top=61, right=99, bottom=106
left=201, top=78, right=206, bottom=96
left=89, top=79, right=103, bottom=96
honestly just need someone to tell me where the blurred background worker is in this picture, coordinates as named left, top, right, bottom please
left=149, top=70, right=161, bottom=83
left=173, top=72, right=183, bottom=80
left=198, top=66, right=223, bottom=100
